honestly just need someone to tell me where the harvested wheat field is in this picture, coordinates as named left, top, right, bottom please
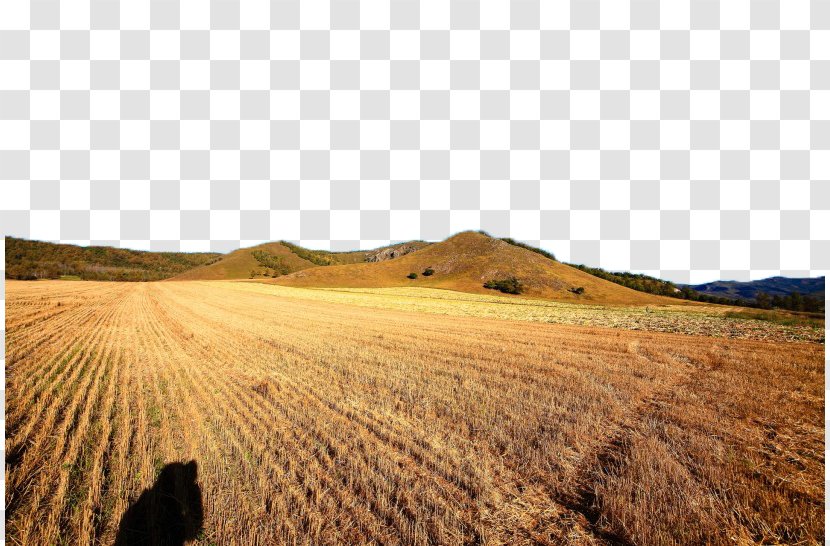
left=5, top=280, right=824, bottom=545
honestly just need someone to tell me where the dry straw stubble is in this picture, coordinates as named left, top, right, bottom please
left=4, top=280, right=824, bottom=545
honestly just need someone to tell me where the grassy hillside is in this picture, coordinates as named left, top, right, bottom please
left=169, top=242, right=318, bottom=280
left=171, top=240, right=432, bottom=280
left=21, top=233, right=812, bottom=310
left=271, top=231, right=672, bottom=305
left=5, top=237, right=220, bottom=281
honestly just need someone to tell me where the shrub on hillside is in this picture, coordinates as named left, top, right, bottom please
left=280, top=241, right=338, bottom=266
left=483, top=277, right=524, bottom=295
left=407, top=273, right=417, bottom=279
left=251, top=250, right=292, bottom=276
left=422, top=268, right=435, bottom=276
left=570, top=287, right=585, bottom=295
left=499, top=237, right=557, bottom=261
left=570, top=263, right=678, bottom=297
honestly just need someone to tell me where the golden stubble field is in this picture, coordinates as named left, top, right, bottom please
left=4, top=280, right=825, bottom=545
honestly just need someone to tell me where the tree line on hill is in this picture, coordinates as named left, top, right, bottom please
left=736, top=290, right=823, bottom=313
left=7, top=235, right=824, bottom=313
left=5, top=237, right=220, bottom=282
left=250, top=250, right=292, bottom=276
left=573, top=263, right=823, bottom=313
left=279, top=241, right=342, bottom=266
left=485, top=234, right=826, bottom=313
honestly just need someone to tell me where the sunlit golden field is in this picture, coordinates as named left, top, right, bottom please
left=244, top=283, right=824, bottom=343
left=5, top=280, right=825, bottom=545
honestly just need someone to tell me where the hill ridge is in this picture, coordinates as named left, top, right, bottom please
left=170, top=240, right=431, bottom=280
left=5, top=236, right=220, bottom=281
left=685, top=276, right=825, bottom=301
left=11, top=233, right=821, bottom=308
left=269, top=231, right=671, bottom=305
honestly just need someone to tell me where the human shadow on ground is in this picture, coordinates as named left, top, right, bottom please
left=114, top=460, right=204, bottom=546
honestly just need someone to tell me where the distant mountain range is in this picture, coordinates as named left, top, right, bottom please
left=684, top=276, right=825, bottom=302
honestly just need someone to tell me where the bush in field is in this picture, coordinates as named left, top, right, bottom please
left=407, top=273, right=417, bottom=279
left=422, top=268, right=435, bottom=276
left=570, top=287, right=585, bottom=295
left=483, top=277, right=523, bottom=295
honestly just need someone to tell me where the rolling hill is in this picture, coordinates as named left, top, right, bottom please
left=686, top=276, right=825, bottom=301
left=270, top=231, right=670, bottom=305
left=170, top=240, right=430, bottom=280
left=8, top=233, right=740, bottom=306
left=5, top=237, right=220, bottom=281
left=169, top=241, right=318, bottom=280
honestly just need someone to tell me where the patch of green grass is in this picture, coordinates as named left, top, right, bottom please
left=65, top=452, right=92, bottom=511
left=59, top=275, right=83, bottom=281
left=724, top=309, right=824, bottom=328
left=153, top=456, right=166, bottom=479
left=147, top=404, right=162, bottom=428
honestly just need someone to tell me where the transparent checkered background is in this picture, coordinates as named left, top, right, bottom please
left=0, top=0, right=827, bottom=284
left=1, top=0, right=829, bottom=536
